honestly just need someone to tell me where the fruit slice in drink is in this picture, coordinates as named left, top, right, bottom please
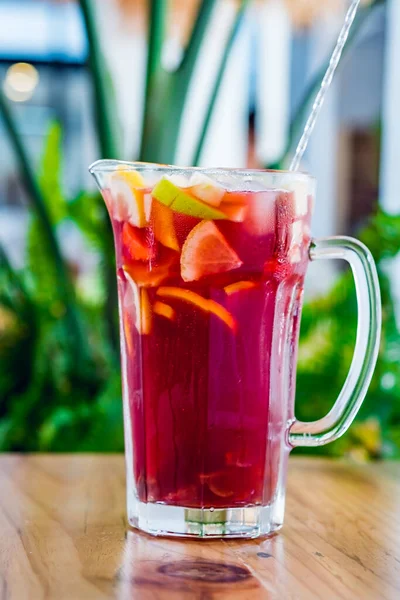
left=152, top=178, right=227, bottom=220
left=109, top=169, right=152, bottom=226
left=180, top=220, right=242, bottom=282
left=157, top=287, right=237, bottom=331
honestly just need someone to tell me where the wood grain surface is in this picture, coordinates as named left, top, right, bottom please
left=0, top=455, right=399, bottom=599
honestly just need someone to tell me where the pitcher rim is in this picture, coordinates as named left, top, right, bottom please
left=88, top=159, right=315, bottom=182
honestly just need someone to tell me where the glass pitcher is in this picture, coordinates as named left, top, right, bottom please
left=90, top=161, right=381, bottom=538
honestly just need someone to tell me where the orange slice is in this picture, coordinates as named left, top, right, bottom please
left=153, top=301, right=176, bottom=322
left=110, top=169, right=151, bottom=227
left=122, top=223, right=157, bottom=262
left=224, top=281, right=257, bottom=295
left=123, top=314, right=133, bottom=353
left=151, top=200, right=179, bottom=251
left=140, top=288, right=152, bottom=335
left=223, top=191, right=249, bottom=204
left=180, top=221, right=242, bottom=282
left=157, top=287, right=236, bottom=331
left=200, top=471, right=235, bottom=498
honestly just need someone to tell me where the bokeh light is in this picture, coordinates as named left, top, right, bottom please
left=3, top=62, right=39, bottom=102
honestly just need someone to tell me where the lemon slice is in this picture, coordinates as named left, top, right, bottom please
left=110, top=169, right=151, bottom=227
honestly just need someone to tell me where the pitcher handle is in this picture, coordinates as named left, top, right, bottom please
left=289, top=236, right=381, bottom=448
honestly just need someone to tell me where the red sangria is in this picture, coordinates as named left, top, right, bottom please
left=101, top=167, right=311, bottom=516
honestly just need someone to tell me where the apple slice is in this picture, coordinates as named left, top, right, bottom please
left=180, top=220, right=242, bottom=282
left=157, top=286, right=237, bottom=331
left=152, top=178, right=227, bottom=220
left=187, top=173, right=225, bottom=207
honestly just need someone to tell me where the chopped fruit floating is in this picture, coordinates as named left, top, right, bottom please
left=123, top=249, right=178, bottom=287
left=116, top=167, right=146, bottom=187
left=217, top=190, right=249, bottom=222
left=110, top=169, right=151, bottom=227
left=157, top=287, right=237, bottom=332
left=151, top=200, right=180, bottom=252
left=153, top=301, right=176, bottom=322
left=140, top=288, right=152, bottom=335
left=122, top=223, right=157, bottom=262
left=122, top=283, right=135, bottom=354
left=122, top=272, right=139, bottom=347
left=152, top=178, right=227, bottom=220
left=123, top=313, right=133, bottom=354
left=224, top=280, right=257, bottom=296
left=218, top=201, right=247, bottom=223
left=187, top=173, right=225, bottom=207
left=180, top=220, right=242, bottom=282
left=244, top=190, right=276, bottom=235
left=199, top=472, right=234, bottom=498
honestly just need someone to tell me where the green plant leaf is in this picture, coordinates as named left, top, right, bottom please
left=0, top=88, right=87, bottom=359
left=79, top=0, right=120, bottom=158
left=139, top=0, right=217, bottom=163
left=38, top=121, right=67, bottom=224
left=68, top=191, right=105, bottom=249
left=26, top=123, right=68, bottom=306
left=0, top=244, right=36, bottom=406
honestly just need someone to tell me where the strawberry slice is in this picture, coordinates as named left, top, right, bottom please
left=180, top=221, right=242, bottom=282
left=122, top=223, right=157, bottom=263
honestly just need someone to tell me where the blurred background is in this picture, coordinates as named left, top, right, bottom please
left=1, top=0, right=399, bottom=458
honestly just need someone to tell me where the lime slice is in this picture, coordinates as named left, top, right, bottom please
left=152, top=179, right=227, bottom=220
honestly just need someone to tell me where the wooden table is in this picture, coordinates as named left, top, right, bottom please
left=0, top=455, right=399, bottom=599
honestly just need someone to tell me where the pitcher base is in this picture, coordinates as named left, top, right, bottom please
left=128, top=500, right=285, bottom=539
